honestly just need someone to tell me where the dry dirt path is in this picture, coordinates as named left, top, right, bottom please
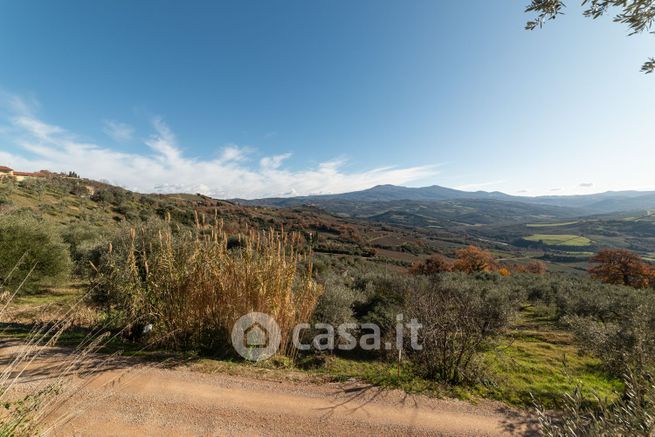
left=6, top=347, right=537, bottom=436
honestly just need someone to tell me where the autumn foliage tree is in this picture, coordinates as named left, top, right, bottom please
left=589, top=249, right=652, bottom=289
left=410, top=254, right=454, bottom=275
left=453, top=246, right=498, bottom=274
left=510, top=260, right=547, bottom=275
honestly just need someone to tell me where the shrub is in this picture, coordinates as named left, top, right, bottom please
left=509, top=260, right=547, bottom=275
left=403, top=274, right=515, bottom=384
left=553, top=278, right=634, bottom=322
left=312, top=273, right=359, bottom=328
left=353, top=273, right=409, bottom=337
left=409, top=253, right=453, bottom=275
left=566, top=313, right=655, bottom=377
left=0, top=214, right=72, bottom=288
left=545, top=274, right=655, bottom=376
left=536, top=370, right=655, bottom=436
left=61, top=224, right=108, bottom=276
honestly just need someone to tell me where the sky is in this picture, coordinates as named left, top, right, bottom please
left=0, top=0, right=654, bottom=198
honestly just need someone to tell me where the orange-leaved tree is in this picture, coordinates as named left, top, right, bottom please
left=589, top=248, right=652, bottom=289
left=510, top=260, right=547, bottom=275
left=453, top=245, right=497, bottom=274
left=409, top=253, right=454, bottom=275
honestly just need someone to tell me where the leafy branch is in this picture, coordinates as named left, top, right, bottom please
left=525, top=0, right=655, bottom=73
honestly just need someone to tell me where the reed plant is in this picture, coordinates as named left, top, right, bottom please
left=92, top=214, right=323, bottom=357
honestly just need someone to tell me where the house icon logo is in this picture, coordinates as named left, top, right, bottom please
left=244, top=322, right=269, bottom=348
left=231, top=312, right=281, bottom=362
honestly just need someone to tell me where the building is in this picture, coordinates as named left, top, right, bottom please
left=0, top=166, right=47, bottom=181
left=0, top=166, right=13, bottom=177
left=13, top=171, right=46, bottom=182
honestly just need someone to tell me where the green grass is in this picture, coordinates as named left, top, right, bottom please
left=523, top=234, right=592, bottom=247
left=479, top=306, right=621, bottom=407
left=192, top=305, right=621, bottom=408
left=526, top=221, right=579, bottom=228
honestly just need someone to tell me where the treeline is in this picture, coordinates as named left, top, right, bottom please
left=409, top=245, right=546, bottom=276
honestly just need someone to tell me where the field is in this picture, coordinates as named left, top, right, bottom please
left=481, top=306, right=620, bottom=407
left=526, top=221, right=580, bottom=227
left=523, top=234, right=592, bottom=247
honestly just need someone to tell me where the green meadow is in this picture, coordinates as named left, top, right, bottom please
left=523, top=234, right=592, bottom=247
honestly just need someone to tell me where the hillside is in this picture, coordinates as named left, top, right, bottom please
left=273, top=198, right=584, bottom=227
left=0, top=175, right=474, bottom=269
left=3, top=175, right=655, bottom=275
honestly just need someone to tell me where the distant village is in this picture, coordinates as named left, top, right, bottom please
left=0, top=166, right=79, bottom=182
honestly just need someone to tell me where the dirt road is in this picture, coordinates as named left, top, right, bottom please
left=7, top=348, right=536, bottom=436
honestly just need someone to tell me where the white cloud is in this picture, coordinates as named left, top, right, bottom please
left=220, top=145, right=250, bottom=162
left=102, top=120, right=134, bottom=142
left=260, top=153, right=291, bottom=170
left=0, top=97, right=437, bottom=199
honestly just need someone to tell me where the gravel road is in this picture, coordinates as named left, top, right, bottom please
left=4, top=345, right=537, bottom=436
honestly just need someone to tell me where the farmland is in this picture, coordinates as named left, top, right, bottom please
left=522, top=234, right=592, bottom=247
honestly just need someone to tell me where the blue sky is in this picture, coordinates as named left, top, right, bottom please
left=0, top=0, right=653, bottom=198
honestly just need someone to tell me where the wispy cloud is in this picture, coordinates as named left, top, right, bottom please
left=102, top=120, right=134, bottom=142
left=0, top=95, right=437, bottom=199
left=220, top=145, right=251, bottom=162
left=579, top=182, right=593, bottom=188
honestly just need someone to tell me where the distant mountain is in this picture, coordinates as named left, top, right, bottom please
left=235, top=184, right=518, bottom=207
left=234, top=184, right=655, bottom=215
left=527, top=192, right=655, bottom=213
left=306, top=198, right=584, bottom=228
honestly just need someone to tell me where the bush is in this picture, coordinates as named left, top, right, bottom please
left=562, top=289, right=655, bottom=375
left=536, top=370, right=655, bottom=436
left=312, top=273, right=359, bottom=328
left=353, top=273, right=409, bottom=338
left=0, top=214, right=72, bottom=288
left=409, top=253, right=453, bottom=275
left=61, top=224, right=108, bottom=276
left=538, top=274, right=655, bottom=376
left=403, top=274, right=516, bottom=384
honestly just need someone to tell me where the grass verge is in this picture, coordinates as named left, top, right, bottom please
left=2, top=287, right=622, bottom=410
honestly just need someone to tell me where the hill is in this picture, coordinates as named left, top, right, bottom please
left=0, top=175, right=473, bottom=270
left=3, top=175, right=655, bottom=275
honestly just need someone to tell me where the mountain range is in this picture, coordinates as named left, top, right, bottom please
left=234, top=184, right=655, bottom=215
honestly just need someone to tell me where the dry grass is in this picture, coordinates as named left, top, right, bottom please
left=93, top=215, right=323, bottom=357
left=0, top=246, right=123, bottom=436
left=0, top=260, right=103, bottom=435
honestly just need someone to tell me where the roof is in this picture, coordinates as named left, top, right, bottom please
left=13, top=171, right=41, bottom=177
left=0, top=166, right=13, bottom=172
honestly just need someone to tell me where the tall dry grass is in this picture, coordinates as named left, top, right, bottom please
left=93, top=214, right=323, bottom=357
left=0, top=255, right=112, bottom=436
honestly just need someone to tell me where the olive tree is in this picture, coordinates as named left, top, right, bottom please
left=0, top=214, right=72, bottom=289
left=525, top=0, right=655, bottom=73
